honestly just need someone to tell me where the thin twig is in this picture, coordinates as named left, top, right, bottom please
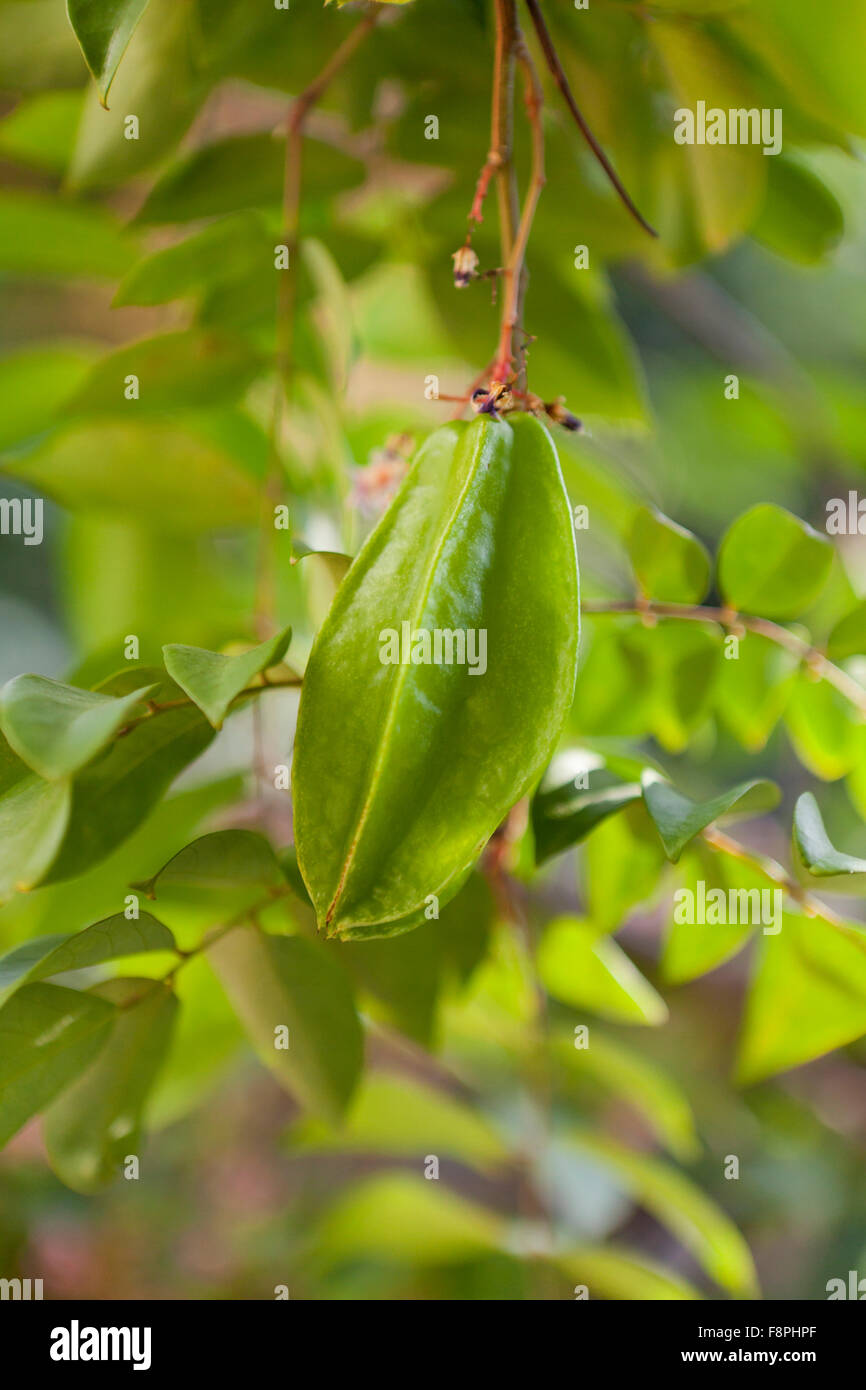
left=253, top=9, right=380, bottom=637
left=523, top=0, right=657, bottom=238
left=493, top=31, right=546, bottom=383
left=581, top=598, right=866, bottom=719
left=702, top=827, right=846, bottom=928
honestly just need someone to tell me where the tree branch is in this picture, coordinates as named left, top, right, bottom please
left=523, top=0, right=657, bottom=238
left=581, top=598, right=866, bottom=719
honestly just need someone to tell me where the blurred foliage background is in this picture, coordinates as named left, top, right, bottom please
left=1, top=0, right=865, bottom=1301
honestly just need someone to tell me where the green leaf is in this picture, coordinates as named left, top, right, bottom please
left=0, top=675, right=154, bottom=780
left=0, top=911, right=176, bottom=1004
left=66, top=0, right=151, bottom=105
left=0, top=741, right=71, bottom=902
left=551, top=1031, right=700, bottom=1161
left=136, top=828, right=286, bottom=898
left=532, top=768, right=641, bottom=865
left=292, top=1073, right=506, bottom=1170
left=827, top=600, right=866, bottom=661
left=67, top=332, right=261, bottom=417
left=661, top=843, right=758, bottom=984
left=44, top=976, right=177, bottom=1192
left=294, top=415, right=579, bottom=939
left=43, top=701, right=215, bottom=885
left=752, top=155, right=845, bottom=264
left=207, top=926, right=363, bottom=1122
left=163, top=627, right=291, bottom=729
left=315, top=1173, right=504, bottom=1266
left=737, top=913, right=866, bottom=1083
left=567, top=1132, right=759, bottom=1297
left=784, top=672, right=861, bottom=780
left=554, top=1246, right=700, bottom=1301
left=642, top=773, right=779, bottom=863
left=3, top=416, right=262, bottom=530
left=717, top=504, right=833, bottom=618
left=627, top=506, right=710, bottom=603
left=713, top=631, right=798, bottom=752
left=113, top=213, right=269, bottom=307
left=0, top=343, right=95, bottom=453
left=0, top=190, right=133, bottom=279
left=136, top=132, right=362, bottom=224
left=0, top=982, right=115, bottom=1147
left=793, top=792, right=866, bottom=878
left=0, top=90, right=83, bottom=172
left=537, top=916, right=668, bottom=1025
left=584, top=799, right=667, bottom=932
left=68, top=0, right=203, bottom=187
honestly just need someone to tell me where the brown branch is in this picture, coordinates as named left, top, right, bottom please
left=581, top=598, right=866, bottom=719
left=493, top=31, right=546, bottom=384
left=703, top=827, right=845, bottom=928
left=523, top=0, right=657, bottom=238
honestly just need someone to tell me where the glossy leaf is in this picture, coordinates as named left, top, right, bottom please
left=0, top=982, right=115, bottom=1147
left=642, top=773, right=779, bottom=863
left=537, top=916, right=667, bottom=1025
left=207, top=925, right=363, bottom=1122
left=0, top=911, right=175, bottom=1004
left=44, top=976, right=177, bottom=1192
left=793, top=792, right=866, bottom=878
left=627, top=506, right=710, bottom=603
left=717, top=504, right=833, bottom=618
left=0, top=674, right=153, bottom=781
left=293, top=415, right=579, bottom=939
left=66, top=0, right=151, bottom=105
left=163, top=627, right=292, bottom=729
left=532, top=768, right=641, bottom=865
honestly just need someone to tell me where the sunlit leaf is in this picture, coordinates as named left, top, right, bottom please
left=538, top=916, right=667, bottom=1025
left=163, top=627, right=291, bottom=729
left=642, top=772, right=779, bottom=863
left=0, top=674, right=153, bottom=781
left=717, top=504, right=833, bottom=618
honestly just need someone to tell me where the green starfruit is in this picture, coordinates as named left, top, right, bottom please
left=293, top=413, right=579, bottom=939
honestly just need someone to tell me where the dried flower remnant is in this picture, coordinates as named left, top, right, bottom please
left=350, top=434, right=414, bottom=517
left=452, top=243, right=480, bottom=288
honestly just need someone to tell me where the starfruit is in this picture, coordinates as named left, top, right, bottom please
left=293, top=412, right=579, bottom=939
